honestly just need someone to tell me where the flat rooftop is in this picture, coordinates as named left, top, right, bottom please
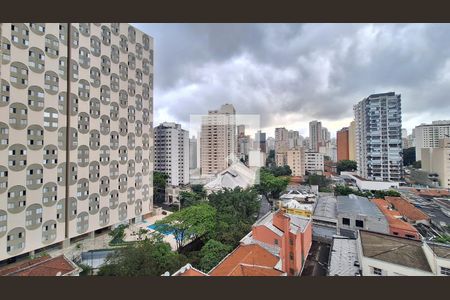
left=337, top=194, right=385, bottom=219
left=314, top=196, right=337, bottom=220
left=426, top=242, right=450, bottom=259
left=328, top=237, right=359, bottom=276
left=359, top=230, right=432, bottom=273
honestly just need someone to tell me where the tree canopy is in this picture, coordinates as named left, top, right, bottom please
left=198, top=239, right=232, bottom=272
left=97, top=237, right=187, bottom=276
left=403, top=147, right=416, bottom=166
left=153, top=203, right=216, bottom=251
left=153, top=171, right=169, bottom=204
left=337, top=160, right=357, bottom=173
left=256, top=168, right=289, bottom=200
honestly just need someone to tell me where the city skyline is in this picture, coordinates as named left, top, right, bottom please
left=135, top=23, right=450, bottom=137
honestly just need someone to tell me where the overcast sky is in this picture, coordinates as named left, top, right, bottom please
left=134, top=23, right=450, bottom=138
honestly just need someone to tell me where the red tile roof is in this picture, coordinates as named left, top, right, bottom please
left=209, top=244, right=284, bottom=276
left=385, top=196, right=430, bottom=222
left=0, top=255, right=79, bottom=276
left=371, top=199, right=419, bottom=233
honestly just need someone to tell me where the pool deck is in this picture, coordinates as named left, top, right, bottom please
left=123, top=210, right=178, bottom=250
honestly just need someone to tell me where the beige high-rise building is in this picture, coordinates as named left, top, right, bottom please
left=0, top=23, right=154, bottom=262
left=287, top=148, right=305, bottom=177
left=200, top=104, right=236, bottom=176
left=414, top=121, right=450, bottom=161
left=275, top=127, right=289, bottom=167
left=309, top=120, right=322, bottom=152
left=348, top=121, right=356, bottom=161
left=422, top=138, right=450, bottom=188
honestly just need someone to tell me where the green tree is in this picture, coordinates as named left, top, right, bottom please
left=256, top=169, right=289, bottom=199
left=337, top=160, right=357, bottom=173
left=98, top=237, right=187, bottom=276
left=198, top=239, right=232, bottom=272
left=153, top=203, right=216, bottom=251
left=153, top=171, right=169, bottom=204
left=179, top=191, right=202, bottom=208
left=208, top=187, right=261, bottom=247
left=308, top=174, right=331, bottom=188
left=413, top=160, right=422, bottom=169
left=191, top=184, right=207, bottom=199
left=403, top=147, right=416, bottom=166
left=434, top=234, right=450, bottom=244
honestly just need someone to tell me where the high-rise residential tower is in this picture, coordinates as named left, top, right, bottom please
left=354, top=92, right=403, bottom=181
left=414, top=120, right=450, bottom=161
left=189, top=136, right=198, bottom=170
left=0, top=23, right=154, bottom=262
left=200, top=103, right=236, bottom=175
left=348, top=121, right=356, bottom=161
left=154, top=122, right=189, bottom=186
left=336, top=127, right=350, bottom=161
left=309, top=120, right=322, bottom=152
left=275, top=127, right=289, bottom=166
left=254, top=130, right=266, bottom=153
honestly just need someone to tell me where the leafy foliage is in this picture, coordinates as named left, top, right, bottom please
left=413, top=160, right=422, bottom=169
left=337, top=160, right=357, bottom=173
left=198, top=239, right=233, bottom=272
left=153, top=171, right=169, bottom=204
left=308, top=174, right=331, bottom=188
left=255, top=168, right=289, bottom=199
left=264, top=165, right=292, bottom=176
left=109, top=224, right=127, bottom=245
left=403, top=147, right=416, bottom=166
left=208, top=187, right=260, bottom=247
left=153, top=203, right=216, bottom=251
left=98, top=237, right=187, bottom=276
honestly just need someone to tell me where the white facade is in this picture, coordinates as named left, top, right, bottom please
left=414, top=121, right=450, bottom=161
left=340, top=172, right=400, bottom=191
left=421, top=138, right=450, bottom=188
left=354, top=92, right=403, bottom=181
left=304, top=152, right=324, bottom=173
left=154, top=122, right=189, bottom=186
left=0, top=23, right=154, bottom=261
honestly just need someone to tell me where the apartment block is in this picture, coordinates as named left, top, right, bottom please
left=422, top=138, right=450, bottom=188
left=154, top=122, right=189, bottom=186
left=354, top=92, right=403, bottom=181
left=304, top=152, right=324, bottom=173
left=348, top=120, right=356, bottom=161
left=286, top=148, right=305, bottom=177
left=189, top=136, right=198, bottom=170
left=200, top=104, right=236, bottom=176
left=275, top=127, right=289, bottom=167
left=0, top=23, right=154, bottom=262
left=309, top=120, right=322, bottom=152
left=336, top=127, right=349, bottom=161
left=415, top=120, right=450, bottom=161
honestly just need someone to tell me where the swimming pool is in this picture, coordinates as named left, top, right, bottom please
left=147, top=224, right=174, bottom=235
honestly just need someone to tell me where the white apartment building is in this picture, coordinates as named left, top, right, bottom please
left=154, top=122, right=189, bottom=186
left=354, top=92, right=403, bottom=182
left=422, top=138, right=450, bottom=188
left=304, top=152, right=324, bottom=173
left=414, top=120, right=450, bottom=161
left=0, top=23, right=154, bottom=262
left=200, top=104, right=236, bottom=176
left=287, top=148, right=305, bottom=176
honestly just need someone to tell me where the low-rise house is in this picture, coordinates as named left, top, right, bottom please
left=0, top=255, right=81, bottom=276
left=371, top=198, right=420, bottom=240
left=340, top=172, right=400, bottom=191
left=385, top=196, right=430, bottom=225
left=203, top=161, right=256, bottom=194
left=357, top=230, right=450, bottom=276
left=336, top=194, right=389, bottom=238
left=312, top=196, right=338, bottom=242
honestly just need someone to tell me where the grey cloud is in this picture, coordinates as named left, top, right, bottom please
left=134, top=23, right=450, bottom=134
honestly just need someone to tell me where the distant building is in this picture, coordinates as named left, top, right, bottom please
left=288, top=130, right=301, bottom=150
left=304, top=152, right=324, bottom=174
left=357, top=230, right=450, bottom=276
left=336, top=194, right=390, bottom=238
left=286, top=148, right=305, bottom=177
left=309, top=120, right=323, bottom=152
left=422, top=138, right=450, bottom=188
left=336, top=127, right=350, bottom=161
left=384, top=196, right=430, bottom=225
left=275, top=127, right=289, bottom=166
left=348, top=121, right=356, bottom=161
left=266, top=137, right=275, bottom=152
left=371, top=198, right=420, bottom=240
left=354, top=92, right=403, bottom=181
left=255, top=130, right=267, bottom=153
left=154, top=122, right=189, bottom=186
left=200, top=104, right=237, bottom=175
left=414, top=120, right=450, bottom=161
left=189, top=136, right=198, bottom=170
left=340, top=172, right=400, bottom=191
